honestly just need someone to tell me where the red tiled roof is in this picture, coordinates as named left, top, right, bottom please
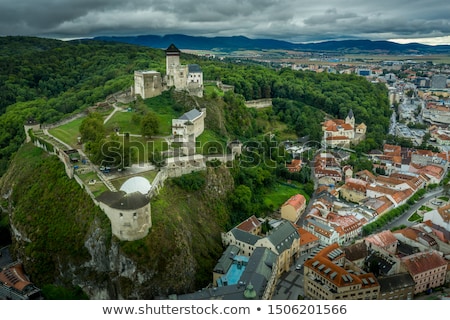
left=286, top=159, right=302, bottom=172
left=401, top=251, right=447, bottom=276
left=343, top=178, right=367, bottom=192
left=304, top=243, right=379, bottom=288
left=365, top=230, right=397, bottom=248
left=297, top=227, right=319, bottom=246
left=0, top=263, right=32, bottom=292
left=437, top=204, right=450, bottom=223
left=282, top=194, right=306, bottom=212
left=236, top=215, right=261, bottom=233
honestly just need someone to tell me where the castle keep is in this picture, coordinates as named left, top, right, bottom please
left=134, top=44, right=203, bottom=99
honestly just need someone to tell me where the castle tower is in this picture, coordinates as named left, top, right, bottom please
left=165, top=43, right=181, bottom=87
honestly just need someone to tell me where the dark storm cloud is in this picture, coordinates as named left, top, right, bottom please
left=1, top=0, right=449, bottom=44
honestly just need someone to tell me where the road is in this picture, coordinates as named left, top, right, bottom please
left=382, top=187, right=445, bottom=230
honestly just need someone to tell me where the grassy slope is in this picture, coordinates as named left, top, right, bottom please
left=0, top=143, right=109, bottom=285
left=0, top=143, right=231, bottom=296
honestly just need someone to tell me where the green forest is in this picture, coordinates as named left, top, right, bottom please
left=0, top=36, right=391, bottom=178
left=0, top=36, right=394, bottom=298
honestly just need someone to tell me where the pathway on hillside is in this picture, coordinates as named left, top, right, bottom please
left=42, top=128, right=72, bottom=150
left=103, top=103, right=121, bottom=124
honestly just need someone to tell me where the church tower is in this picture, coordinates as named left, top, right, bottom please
left=345, top=109, right=355, bottom=127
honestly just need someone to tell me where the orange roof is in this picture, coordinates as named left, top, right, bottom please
left=437, top=204, right=450, bottom=223
left=282, top=194, right=306, bottom=211
left=343, top=178, right=367, bottom=192
left=286, top=159, right=302, bottom=172
left=393, top=227, right=421, bottom=240
left=355, top=170, right=376, bottom=182
left=0, top=263, right=32, bottom=292
left=304, top=243, right=379, bottom=288
left=401, top=251, right=447, bottom=276
left=365, top=230, right=397, bottom=248
left=297, top=227, right=319, bottom=246
left=383, top=144, right=401, bottom=155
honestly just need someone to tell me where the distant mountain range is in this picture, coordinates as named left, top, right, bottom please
left=91, top=34, right=450, bottom=54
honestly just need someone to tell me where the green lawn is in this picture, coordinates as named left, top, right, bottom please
left=408, top=212, right=423, bottom=222
left=48, top=117, right=85, bottom=148
left=204, top=83, right=224, bottom=98
left=144, top=94, right=179, bottom=135
left=263, top=182, right=309, bottom=211
left=123, top=136, right=170, bottom=163
left=196, top=129, right=227, bottom=155
left=76, top=171, right=109, bottom=198
left=105, top=111, right=140, bottom=134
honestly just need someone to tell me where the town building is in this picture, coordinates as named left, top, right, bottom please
left=0, top=247, right=42, bottom=300
left=400, top=251, right=447, bottom=294
left=303, top=243, right=380, bottom=300
left=178, top=246, right=279, bottom=300
left=377, top=273, right=415, bottom=300
left=424, top=204, right=450, bottom=232
left=221, top=219, right=300, bottom=275
left=280, top=194, right=306, bottom=223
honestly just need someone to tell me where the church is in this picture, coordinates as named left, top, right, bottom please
left=321, top=109, right=367, bottom=148
left=133, top=43, right=203, bottom=99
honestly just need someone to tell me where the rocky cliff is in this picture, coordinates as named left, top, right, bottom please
left=0, top=143, right=234, bottom=299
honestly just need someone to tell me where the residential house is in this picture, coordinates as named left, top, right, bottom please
left=343, top=241, right=368, bottom=269
left=360, top=196, right=395, bottom=217
left=377, top=273, right=415, bottom=300
left=305, top=217, right=340, bottom=246
left=296, top=226, right=320, bottom=255
left=314, top=153, right=343, bottom=183
left=424, top=204, right=450, bottom=232
left=286, top=159, right=302, bottom=173
left=400, top=251, right=447, bottom=294
left=236, top=215, right=262, bottom=236
left=365, top=230, right=398, bottom=255
left=339, top=178, right=368, bottom=204
left=280, top=194, right=306, bottom=223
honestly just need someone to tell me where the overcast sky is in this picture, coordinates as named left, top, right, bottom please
left=1, top=0, right=449, bottom=45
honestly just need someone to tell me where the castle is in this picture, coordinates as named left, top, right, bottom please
left=133, top=43, right=203, bottom=99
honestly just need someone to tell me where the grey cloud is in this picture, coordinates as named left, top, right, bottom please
left=0, top=0, right=449, bottom=43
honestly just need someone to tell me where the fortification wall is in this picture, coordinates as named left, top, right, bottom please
left=245, top=98, right=273, bottom=109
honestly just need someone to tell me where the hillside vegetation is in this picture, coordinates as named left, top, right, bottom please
left=0, top=36, right=392, bottom=298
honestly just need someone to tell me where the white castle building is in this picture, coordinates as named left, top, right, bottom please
left=96, top=177, right=152, bottom=241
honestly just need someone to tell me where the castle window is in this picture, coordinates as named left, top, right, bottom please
left=120, top=213, right=123, bottom=218
left=133, top=212, right=137, bottom=219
